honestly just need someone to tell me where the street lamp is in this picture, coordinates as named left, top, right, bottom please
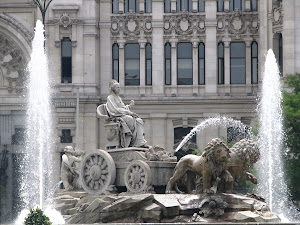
left=32, top=0, right=53, bottom=26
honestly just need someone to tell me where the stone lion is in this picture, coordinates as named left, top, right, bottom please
left=166, top=138, right=233, bottom=194
left=226, top=139, right=260, bottom=185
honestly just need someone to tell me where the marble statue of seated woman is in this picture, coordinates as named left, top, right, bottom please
left=105, top=79, right=149, bottom=148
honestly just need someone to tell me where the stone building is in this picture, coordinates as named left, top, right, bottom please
left=0, top=0, right=295, bottom=222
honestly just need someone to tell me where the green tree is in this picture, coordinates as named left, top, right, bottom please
left=24, top=208, right=52, bottom=225
left=282, top=73, right=300, bottom=201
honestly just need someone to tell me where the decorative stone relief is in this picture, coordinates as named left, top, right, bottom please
left=272, top=3, right=283, bottom=29
left=46, top=14, right=84, bottom=27
left=110, top=12, right=152, bottom=40
left=54, top=100, right=76, bottom=108
left=0, top=13, right=33, bottom=45
left=0, top=32, right=27, bottom=93
left=217, top=10, right=259, bottom=40
left=60, top=13, right=72, bottom=28
left=164, top=13, right=205, bottom=40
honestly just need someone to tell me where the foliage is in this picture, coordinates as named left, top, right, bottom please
left=24, top=208, right=52, bottom=225
left=282, top=72, right=300, bottom=201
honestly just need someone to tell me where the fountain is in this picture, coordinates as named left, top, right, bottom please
left=15, top=20, right=64, bottom=224
left=256, top=49, right=299, bottom=221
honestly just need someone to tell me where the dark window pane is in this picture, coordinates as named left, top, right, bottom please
left=189, top=0, right=192, bottom=12
left=62, top=38, right=72, bottom=83
left=125, top=44, right=140, bottom=86
left=113, top=44, right=119, bottom=59
left=113, top=60, right=119, bottom=81
left=218, top=43, right=224, bottom=58
left=234, top=0, right=241, bottom=10
left=61, top=129, right=72, bottom=143
left=136, top=0, right=140, bottom=12
left=199, top=59, right=205, bottom=85
left=62, top=40, right=72, bottom=57
left=198, top=0, right=204, bottom=12
left=146, top=43, right=152, bottom=59
left=125, top=0, right=128, bottom=12
left=146, top=59, right=152, bottom=85
left=251, top=0, right=257, bottom=11
left=174, top=127, right=196, bottom=144
left=177, top=0, right=180, bottom=11
left=165, top=59, right=171, bottom=85
left=218, top=0, right=224, bottom=11
left=129, top=0, right=135, bottom=11
left=252, top=58, right=258, bottom=84
left=178, top=43, right=192, bottom=58
left=231, top=58, right=246, bottom=84
left=165, top=0, right=171, bottom=12
left=145, top=0, right=151, bottom=12
left=279, top=33, right=283, bottom=75
left=165, top=43, right=171, bottom=58
left=230, top=0, right=233, bottom=11
left=218, top=59, right=224, bottom=84
left=198, top=43, right=205, bottom=58
left=231, top=42, right=245, bottom=57
left=112, top=0, right=119, bottom=13
left=125, top=43, right=139, bottom=58
left=178, top=59, right=192, bottom=85
left=251, top=42, right=258, bottom=57
left=12, top=128, right=25, bottom=145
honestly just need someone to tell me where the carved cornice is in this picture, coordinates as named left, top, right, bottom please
left=0, top=12, right=33, bottom=45
left=110, top=12, right=152, bottom=41
left=216, top=10, right=259, bottom=41
left=163, top=12, right=206, bottom=41
left=46, top=13, right=84, bottom=27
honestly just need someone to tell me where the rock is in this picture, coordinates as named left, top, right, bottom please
left=54, top=202, right=76, bottom=215
left=65, top=207, right=78, bottom=215
left=225, top=211, right=280, bottom=223
left=154, top=194, right=180, bottom=217
left=141, top=203, right=162, bottom=222
left=82, top=197, right=114, bottom=213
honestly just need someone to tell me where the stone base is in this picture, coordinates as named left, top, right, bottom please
left=52, top=192, right=281, bottom=224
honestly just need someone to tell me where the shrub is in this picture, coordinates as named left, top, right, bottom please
left=24, top=208, right=52, bottom=225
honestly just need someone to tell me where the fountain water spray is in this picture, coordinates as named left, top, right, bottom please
left=175, top=116, right=251, bottom=152
left=256, top=49, right=298, bottom=221
left=16, top=20, right=64, bottom=224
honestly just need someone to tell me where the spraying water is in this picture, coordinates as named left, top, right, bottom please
left=175, top=116, right=251, bottom=152
left=256, top=49, right=298, bottom=221
left=16, top=20, right=64, bottom=224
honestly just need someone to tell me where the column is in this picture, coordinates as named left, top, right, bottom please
left=224, top=41, right=230, bottom=94
left=192, top=0, right=198, bottom=12
left=118, top=41, right=125, bottom=95
left=152, top=0, right=165, bottom=95
left=205, top=0, right=217, bottom=94
left=245, top=0, right=251, bottom=11
left=119, top=0, right=124, bottom=12
left=192, top=41, right=199, bottom=95
left=224, top=0, right=230, bottom=12
left=171, top=41, right=178, bottom=96
left=139, top=41, right=146, bottom=96
left=139, top=0, right=145, bottom=12
left=171, top=0, right=177, bottom=12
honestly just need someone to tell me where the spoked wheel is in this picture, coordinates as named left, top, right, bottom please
left=124, top=160, right=152, bottom=193
left=80, top=150, right=116, bottom=195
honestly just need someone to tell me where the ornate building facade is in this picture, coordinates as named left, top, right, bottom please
left=0, top=0, right=294, bottom=222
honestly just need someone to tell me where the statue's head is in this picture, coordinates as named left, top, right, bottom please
left=109, top=79, right=121, bottom=95
left=64, top=146, right=75, bottom=154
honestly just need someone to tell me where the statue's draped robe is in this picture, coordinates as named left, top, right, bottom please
left=106, top=93, right=147, bottom=148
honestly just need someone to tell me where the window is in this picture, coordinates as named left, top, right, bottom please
left=174, top=127, right=196, bottom=145
left=218, top=42, right=224, bottom=84
left=279, top=33, right=283, bottom=76
left=230, top=42, right=246, bottom=84
left=12, top=128, right=25, bottom=145
left=165, top=0, right=171, bottom=12
left=251, top=41, right=258, bottom=84
left=230, top=0, right=245, bottom=11
left=60, top=129, right=72, bottom=143
left=165, top=43, right=171, bottom=85
left=112, top=43, right=119, bottom=81
left=145, top=43, right=152, bottom=85
left=251, top=0, right=257, bottom=11
left=198, top=0, right=205, bottom=12
left=177, top=0, right=192, bottom=12
left=125, top=0, right=139, bottom=12
left=112, top=0, right=119, bottom=13
left=177, top=43, right=193, bottom=85
left=198, top=42, right=205, bottom=85
left=227, top=126, right=250, bottom=143
left=145, top=0, right=151, bottom=12
left=61, top=38, right=72, bottom=83
left=218, top=0, right=224, bottom=12
left=125, top=44, right=140, bottom=86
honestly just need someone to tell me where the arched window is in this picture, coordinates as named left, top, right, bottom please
left=251, top=0, right=257, bottom=11
left=198, top=42, right=205, bottom=85
left=218, top=42, right=224, bottom=84
left=112, top=43, right=119, bottom=81
left=230, top=0, right=245, bottom=11
left=251, top=41, right=258, bottom=84
left=279, top=33, right=283, bottom=75
left=217, top=0, right=224, bottom=12
left=230, top=42, right=246, bottom=84
left=124, top=0, right=139, bottom=12
left=177, top=0, right=192, bottom=12
left=198, top=0, right=205, bottom=12
left=125, top=43, right=140, bottom=86
left=112, top=0, right=119, bottom=13
left=177, top=42, right=193, bottom=85
left=165, top=0, right=171, bottom=12
left=165, top=43, right=171, bottom=85
left=145, top=43, right=152, bottom=85
left=145, top=0, right=151, bottom=12
left=61, top=37, right=72, bottom=83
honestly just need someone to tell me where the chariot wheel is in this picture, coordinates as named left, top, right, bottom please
left=124, top=160, right=152, bottom=193
left=80, top=150, right=116, bottom=195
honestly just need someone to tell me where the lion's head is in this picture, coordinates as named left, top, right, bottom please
left=202, top=138, right=231, bottom=164
left=230, top=139, right=260, bottom=165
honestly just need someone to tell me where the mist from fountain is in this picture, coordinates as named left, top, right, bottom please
left=15, top=20, right=64, bottom=224
left=256, top=49, right=299, bottom=222
left=175, top=116, right=251, bottom=152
